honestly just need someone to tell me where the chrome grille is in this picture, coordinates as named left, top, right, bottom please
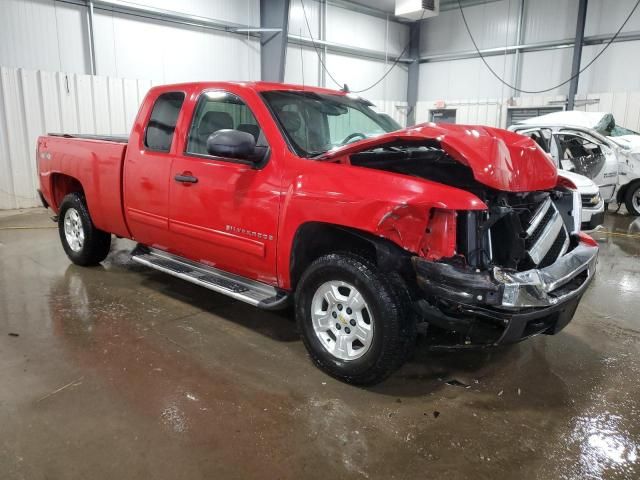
left=525, top=199, right=569, bottom=267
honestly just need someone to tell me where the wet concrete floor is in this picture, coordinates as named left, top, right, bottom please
left=1, top=208, right=639, bottom=479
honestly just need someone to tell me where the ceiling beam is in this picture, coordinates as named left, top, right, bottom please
left=419, top=30, right=640, bottom=63
left=288, top=34, right=413, bottom=64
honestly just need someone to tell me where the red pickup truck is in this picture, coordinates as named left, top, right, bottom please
left=37, top=81, right=599, bottom=384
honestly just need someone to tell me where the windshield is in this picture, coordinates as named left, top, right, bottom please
left=608, top=125, right=640, bottom=137
left=261, top=90, right=395, bottom=157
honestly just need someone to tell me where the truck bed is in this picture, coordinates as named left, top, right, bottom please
left=48, top=133, right=129, bottom=143
left=37, top=134, right=130, bottom=238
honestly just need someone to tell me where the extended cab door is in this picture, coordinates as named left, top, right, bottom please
left=124, top=90, right=186, bottom=248
left=167, top=90, right=281, bottom=284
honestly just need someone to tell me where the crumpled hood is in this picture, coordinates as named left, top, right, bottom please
left=320, top=123, right=558, bottom=192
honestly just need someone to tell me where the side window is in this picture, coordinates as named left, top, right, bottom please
left=145, top=92, right=185, bottom=152
left=186, top=91, right=266, bottom=156
left=519, top=129, right=548, bottom=152
left=556, top=134, right=605, bottom=179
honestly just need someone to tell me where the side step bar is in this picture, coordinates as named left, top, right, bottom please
left=130, top=245, right=289, bottom=310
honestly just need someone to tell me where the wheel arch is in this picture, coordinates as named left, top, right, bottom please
left=288, top=222, right=413, bottom=292
left=50, top=173, right=85, bottom=212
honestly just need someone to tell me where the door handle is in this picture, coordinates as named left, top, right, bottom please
left=174, top=173, right=198, bottom=184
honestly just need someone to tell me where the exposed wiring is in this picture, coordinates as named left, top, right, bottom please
left=299, top=0, right=424, bottom=93
left=457, top=0, right=640, bottom=94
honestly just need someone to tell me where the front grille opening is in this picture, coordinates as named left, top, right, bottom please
left=483, top=192, right=573, bottom=271
left=538, top=227, right=567, bottom=268
left=525, top=205, right=555, bottom=249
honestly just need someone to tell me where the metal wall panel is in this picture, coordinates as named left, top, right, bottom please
left=125, top=0, right=260, bottom=26
left=284, top=43, right=408, bottom=102
left=585, top=0, right=640, bottom=36
left=417, top=91, right=640, bottom=132
left=420, top=0, right=518, bottom=56
left=417, top=0, right=640, bottom=103
left=285, top=45, right=321, bottom=86
left=522, top=0, right=578, bottom=44
left=418, top=53, right=515, bottom=99
left=518, top=48, right=574, bottom=96
left=0, top=0, right=88, bottom=74
left=325, top=53, right=408, bottom=101
left=576, top=91, right=640, bottom=132
left=287, top=0, right=409, bottom=101
left=0, top=66, right=153, bottom=209
left=289, top=0, right=320, bottom=39
left=326, top=4, right=409, bottom=55
left=1, top=67, right=32, bottom=209
left=92, top=10, right=261, bottom=83
left=578, top=41, right=640, bottom=93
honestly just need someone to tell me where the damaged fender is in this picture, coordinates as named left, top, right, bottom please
left=276, top=163, right=486, bottom=289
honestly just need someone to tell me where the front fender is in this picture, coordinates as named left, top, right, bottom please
left=275, top=161, right=486, bottom=288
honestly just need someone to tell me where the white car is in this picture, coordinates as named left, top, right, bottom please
left=558, top=170, right=605, bottom=230
left=510, top=111, right=640, bottom=215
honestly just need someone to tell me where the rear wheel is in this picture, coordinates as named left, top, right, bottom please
left=624, top=182, right=640, bottom=216
left=58, top=193, right=111, bottom=266
left=295, top=253, right=415, bottom=385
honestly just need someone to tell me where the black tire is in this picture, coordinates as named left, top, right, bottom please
left=624, top=182, right=640, bottom=216
left=58, top=193, right=111, bottom=266
left=295, top=253, right=416, bottom=385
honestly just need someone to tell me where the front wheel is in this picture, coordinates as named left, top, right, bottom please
left=624, top=182, right=640, bottom=216
left=295, top=253, right=415, bottom=385
left=58, top=193, right=111, bottom=266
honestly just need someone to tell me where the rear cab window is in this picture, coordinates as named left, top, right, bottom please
left=145, top=92, right=185, bottom=152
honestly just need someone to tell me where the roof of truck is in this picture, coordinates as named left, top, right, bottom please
left=151, top=81, right=349, bottom=96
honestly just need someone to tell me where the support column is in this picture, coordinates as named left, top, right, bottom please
left=86, top=0, right=97, bottom=75
left=511, top=0, right=525, bottom=97
left=260, top=0, right=290, bottom=82
left=406, top=21, right=421, bottom=126
left=567, top=0, right=588, bottom=110
left=318, top=0, right=327, bottom=87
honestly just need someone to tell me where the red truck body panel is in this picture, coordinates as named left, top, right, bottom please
left=37, top=136, right=130, bottom=238
left=320, top=123, right=558, bottom=192
left=37, top=81, right=557, bottom=291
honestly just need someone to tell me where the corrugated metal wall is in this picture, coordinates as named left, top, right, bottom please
left=0, top=0, right=262, bottom=82
left=418, top=0, right=640, bottom=117
left=0, top=0, right=89, bottom=74
left=92, top=10, right=261, bottom=83
left=0, top=66, right=153, bottom=209
left=0, top=0, right=264, bottom=209
left=417, top=91, right=640, bottom=130
left=286, top=0, right=410, bottom=105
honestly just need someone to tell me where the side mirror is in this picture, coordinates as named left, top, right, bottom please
left=206, top=129, right=256, bottom=160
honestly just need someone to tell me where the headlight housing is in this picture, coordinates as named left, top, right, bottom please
left=582, top=192, right=602, bottom=207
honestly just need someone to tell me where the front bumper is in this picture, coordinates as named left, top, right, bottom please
left=413, top=239, right=598, bottom=345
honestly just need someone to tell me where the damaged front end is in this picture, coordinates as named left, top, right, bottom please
left=409, top=182, right=599, bottom=347
left=413, top=234, right=598, bottom=347
left=336, top=125, right=599, bottom=347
